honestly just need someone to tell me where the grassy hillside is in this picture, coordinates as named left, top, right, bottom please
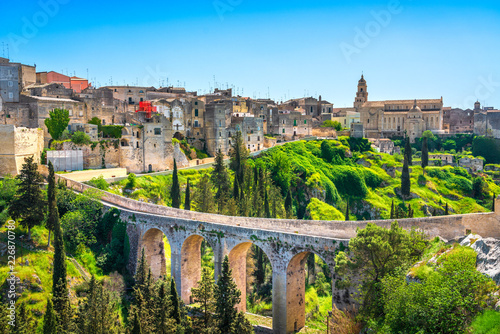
left=111, top=139, right=500, bottom=221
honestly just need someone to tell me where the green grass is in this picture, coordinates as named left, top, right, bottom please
left=469, top=310, right=500, bottom=334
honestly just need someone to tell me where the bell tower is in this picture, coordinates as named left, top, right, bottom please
left=354, top=74, right=368, bottom=109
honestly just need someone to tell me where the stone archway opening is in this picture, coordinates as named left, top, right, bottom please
left=140, top=228, right=172, bottom=280
left=181, top=235, right=214, bottom=305
left=228, top=243, right=273, bottom=316
left=286, top=252, right=333, bottom=333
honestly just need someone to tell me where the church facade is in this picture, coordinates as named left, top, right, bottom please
left=354, top=75, right=444, bottom=142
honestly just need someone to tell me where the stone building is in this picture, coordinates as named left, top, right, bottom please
left=204, top=100, right=232, bottom=155
left=442, top=107, right=474, bottom=134
left=230, top=115, right=264, bottom=153
left=354, top=75, right=444, bottom=142
left=323, top=108, right=360, bottom=129
left=268, top=110, right=312, bottom=140
left=474, top=101, right=500, bottom=138
left=0, top=124, right=43, bottom=176
left=282, top=97, right=320, bottom=117
left=36, top=71, right=90, bottom=93
left=0, top=57, right=36, bottom=103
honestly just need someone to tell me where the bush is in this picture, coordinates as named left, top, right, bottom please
left=71, top=131, right=91, bottom=145
left=321, top=120, right=342, bottom=131
left=331, top=166, right=368, bottom=198
left=88, top=175, right=109, bottom=191
left=101, top=125, right=124, bottom=139
left=306, top=198, right=344, bottom=221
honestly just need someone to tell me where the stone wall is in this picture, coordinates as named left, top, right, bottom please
left=56, top=141, right=121, bottom=169
left=0, top=125, right=43, bottom=176
left=312, top=127, right=337, bottom=138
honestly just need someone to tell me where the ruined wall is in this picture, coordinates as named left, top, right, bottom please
left=55, top=141, right=121, bottom=169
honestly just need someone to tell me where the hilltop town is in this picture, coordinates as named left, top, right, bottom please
left=1, top=57, right=499, bottom=176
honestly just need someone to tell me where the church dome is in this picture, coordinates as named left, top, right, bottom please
left=408, top=100, right=422, bottom=118
left=358, top=75, right=366, bottom=84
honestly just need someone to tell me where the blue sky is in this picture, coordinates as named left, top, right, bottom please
left=1, top=0, right=499, bottom=108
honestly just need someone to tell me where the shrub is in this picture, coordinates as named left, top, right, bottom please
left=306, top=198, right=344, bottom=221
left=321, top=120, right=342, bottom=131
left=88, top=175, right=109, bottom=191
left=71, top=131, right=91, bottom=145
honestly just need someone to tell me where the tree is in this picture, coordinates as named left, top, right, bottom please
left=184, top=179, right=191, bottom=211
left=51, top=167, right=72, bottom=332
left=345, top=198, right=350, bottom=221
left=229, top=131, right=249, bottom=187
left=321, top=120, right=342, bottom=131
left=71, top=131, right=91, bottom=145
left=171, top=159, right=181, bottom=208
left=230, top=312, right=254, bottom=334
left=129, top=311, right=143, bottom=334
left=76, top=275, right=120, bottom=334
left=335, top=222, right=427, bottom=318
left=264, top=189, right=271, bottom=218
left=211, top=150, right=231, bottom=214
left=45, top=108, right=70, bottom=140
left=193, top=174, right=215, bottom=213
left=170, top=278, right=181, bottom=324
left=444, top=202, right=449, bottom=215
left=15, top=302, right=37, bottom=334
left=472, top=177, right=487, bottom=200
left=214, top=256, right=241, bottom=332
left=285, top=188, right=292, bottom=217
left=421, top=136, right=429, bottom=169
left=493, top=193, right=496, bottom=212
left=404, top=136, right=412, bottom=166
left=382, top=246, right=497, bottom=334
left=154, top=279, right=176, bottom=334
left=46, top=161, right=57, bottom=247
left=0, top=303, right=10, bottom=334
left=43, top=298, right=57, bottom=334
left=401, top=153, right=411, bottom=199
left=8, top=156, right=45, bottom=240
left=191, top=267, right=216, bottom=331
left=390, top=199, right=394, bottom=219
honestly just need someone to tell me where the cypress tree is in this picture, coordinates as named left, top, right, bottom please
left=421, top=136, right=429, bottom=169
left=390, top=199, right=395, bottom=219
left=214, top=256, right=241, bottom=332
left=285, top=188, right=292, bottom=216
left=0, top=303, right=9, bottom=334
left=46, top=161, right=57, bottom=247
left=16, top=302, right=37, bottom=334
left=264, top=189, right=271, bottom=218
left=191, top=267, right=216, bottom=330
left=154, top=279, right=176, bottom=334
left=493, top=193, right=496, bottom=212
left=8, top=156, right=45, bottom=240
left=401, top=154, right=411, bottom=199
left=184, top=179, right=191, bottom=211
left=51, top=167, right=71, bottom=331
left=254, top=247, right=265, bottom=286
left=170, top=159, right=180, bottom=208
left=233, top=176, right=240, bottom=202
left=43, top=298, right=57, bottom=334
left=229, top=131, right=248, bottom=187
left=170, top=278, right=181, bottom=324
left=445, top=202, right=449, bottom=215
left=211, top=150, right=231, bottom=214
left=345, top=198, right=350, bottom=221
left=405, top=136, right=413, bottom=166
left=230, top=312, right=254, bottom=334
left=129, top=311, right=143, bottom=334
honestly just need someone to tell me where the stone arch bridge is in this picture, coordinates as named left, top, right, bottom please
left=57, top=175, right=500, bottom=334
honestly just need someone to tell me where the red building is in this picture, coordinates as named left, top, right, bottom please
left=36, top=71, right=90, bottom=93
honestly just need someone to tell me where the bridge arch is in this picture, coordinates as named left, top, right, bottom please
left=181, top=234, right=215, bottom=304
left=285, top=250, right=332, bottom=333
left=228, top=242, right=274, bottom=313
left=141, top=227, right=170, bottom=279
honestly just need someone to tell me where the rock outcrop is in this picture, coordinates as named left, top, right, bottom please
left=460, top=234, right=500, bottom=285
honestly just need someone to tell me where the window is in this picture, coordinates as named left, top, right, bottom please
left=258, top=136, right=260, bottom=141
left=310, top=106, right=313, bottom=114
left=154, top=128, right=161, bottom=135
left=219, top=120, right=222, bottom=126
left=140, top=98, right=143, bottom=102
left=219, top=131, right=222, bottom=137
left=195, top=101, right=198, bottom=105
left=195, top=109, right=199, bottom=117
left=136, top=142, right=139, bottom=148
left=304, top=120, right=307, bottom=124
left=294, top=119, right=297, bottom=126
left=69, top=109, right=73, bottom=116
left=8, top=92, right=13, bottom=99
left=282, top=129, right=285, bottom=133
left=367, top=119, right=370, bottom=124
left=8, top=81, right=13, bottom=87
left=282, top=120, right=285, bottom=124
left=248, top=136, right=250, bottom=141
left=194, top=120, right=199, bottom=127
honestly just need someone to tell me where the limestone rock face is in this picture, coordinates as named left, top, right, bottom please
left=172, top=142, right=190, bottom=168
left=460, top=234, right=500, bottom=285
